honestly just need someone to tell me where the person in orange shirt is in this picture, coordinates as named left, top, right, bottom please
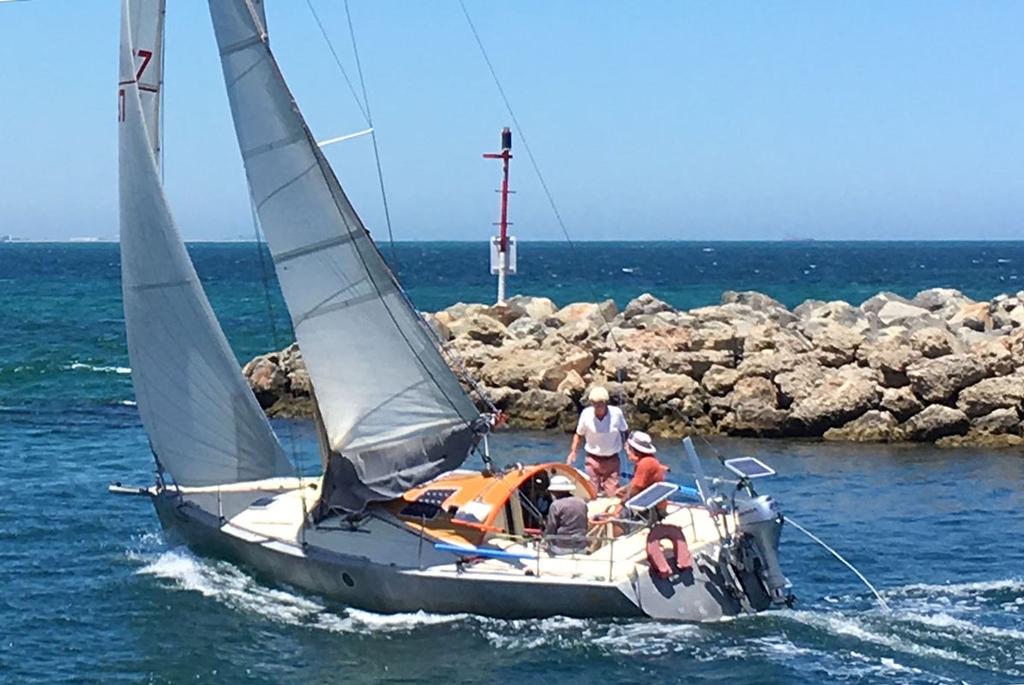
left=616, top=431, right=668, bottom=502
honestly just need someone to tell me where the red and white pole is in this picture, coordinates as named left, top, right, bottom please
left=483, top=127, right=514, bottom=304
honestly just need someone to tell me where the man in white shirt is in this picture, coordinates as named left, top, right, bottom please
left=566, top=386, right=629, bottom=496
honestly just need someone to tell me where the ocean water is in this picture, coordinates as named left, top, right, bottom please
left=2, top=241, right=1024, bottom=683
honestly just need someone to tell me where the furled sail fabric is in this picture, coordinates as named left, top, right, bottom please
left=207, top=1, right=482, bottom=511
left=119, top=0, right=292, bottom=485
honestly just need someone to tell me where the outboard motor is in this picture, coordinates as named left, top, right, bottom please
left=736, top=494, right=789, bottom=605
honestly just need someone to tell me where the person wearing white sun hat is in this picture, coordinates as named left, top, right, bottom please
left=543, top=475, right=588, bottom=554
left=566, top=385, right=629, bottom=496
left=616, top=430, right=669, bottom=505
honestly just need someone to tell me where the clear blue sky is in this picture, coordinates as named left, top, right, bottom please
left=1, top=1, right=1022, bottom=241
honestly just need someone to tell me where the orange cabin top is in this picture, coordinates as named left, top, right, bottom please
left=387, top=463, right=596, bottom=545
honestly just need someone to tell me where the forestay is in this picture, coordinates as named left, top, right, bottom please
left=118, top=0, right=292, bottom=485
left=207, top=1, right=482, bottom=512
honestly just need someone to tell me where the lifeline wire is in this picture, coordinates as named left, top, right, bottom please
left=786, top=516, right=892, bottom=613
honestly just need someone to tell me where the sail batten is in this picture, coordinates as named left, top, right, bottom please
left=119, top=0, right=292, bottom=486
left=208, top=0, right=481, bottom=510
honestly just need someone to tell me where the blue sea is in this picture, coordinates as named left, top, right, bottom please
left=2, top=241, right=1023, bottom=684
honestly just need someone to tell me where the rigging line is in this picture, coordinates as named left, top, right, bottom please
left=303, top=0, right=368, bottom=123
left=343, top=0, right=400, bottom=273
left=458, top=0, right=626, bottom=392
left=249, top=200, right=308, bottom=537
left=786, top=516, right=892, bottom=614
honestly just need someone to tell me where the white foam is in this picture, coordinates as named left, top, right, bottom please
left=69, top=362, right=131, bottom=375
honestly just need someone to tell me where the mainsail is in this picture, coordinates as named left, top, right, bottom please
left=119, top=0, right=292, bottom=485
left=207, top=1, right=482, bottom=511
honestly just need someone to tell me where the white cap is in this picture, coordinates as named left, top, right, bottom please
left=627, top=431, right=657, bottom=455
left=588, top=386, right=610, bottom=403
left=548, top=474, right=576, bottom=493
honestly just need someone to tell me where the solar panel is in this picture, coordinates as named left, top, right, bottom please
left=624, top=482, right=679, bottom=513
left=724, top=457, right=776, bottom=480
left=399, top=488, right=458, bottom=519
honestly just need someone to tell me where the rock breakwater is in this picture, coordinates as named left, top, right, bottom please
left=244, top=289, right=1024, bottom=447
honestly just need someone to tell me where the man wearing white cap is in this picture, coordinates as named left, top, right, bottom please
left=566, top=386, right=629, bottom=496
left=544, top=474, right=588, bottom=554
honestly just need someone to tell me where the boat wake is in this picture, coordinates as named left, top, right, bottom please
left=129, top=544, right=1023, bottom=681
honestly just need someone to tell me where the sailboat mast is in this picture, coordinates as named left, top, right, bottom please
left=484, top=127, right=515, bottom=304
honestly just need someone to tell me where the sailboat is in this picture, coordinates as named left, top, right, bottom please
left=113, top=0, right=792, bottom=621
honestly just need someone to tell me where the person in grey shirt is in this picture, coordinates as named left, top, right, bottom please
left=544, top=475, right=589, bottom=555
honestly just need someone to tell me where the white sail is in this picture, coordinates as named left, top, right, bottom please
left=207, top=1, right=481, bottom=510
left=119, top=0, right=292, bottom=486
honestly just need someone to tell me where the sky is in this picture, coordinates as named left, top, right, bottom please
left=1, top=1, right=1022, bottom=242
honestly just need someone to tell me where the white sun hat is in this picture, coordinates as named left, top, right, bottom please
left=627, top=431, right=657, bottom=455
left=588, top=386, right=610, bottom=403
left=548, top=474, right=576, bottom=493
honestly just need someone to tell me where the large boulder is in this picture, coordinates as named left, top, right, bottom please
left=902, top=405, right=970, bottom=441
left=720, top=291, right=795, bottom=325
left=447, top=313, right=508, bottom=345
left=702, top=366, right=740, bottom=396
left=955, top=374, right=1024, bottom=417
left=687, top=320, right=742, bottom=353
left=736, top=350, right=803, bottom=379
left=422, top=312, right=452, bottom=341
left=860, top=291, right=912, bottom=316
left=504, top=295, right=557, bottom=321
left=908, top=326, right=961, bottom=359
left=808, top=323, right=865, bottom=366
left=774, top=362, right=826, bottom=406
left=622, top=293, right=674, bottom=319
left=743, top=323, right=814, bottom=356
left=856, top=339, right=921, bottom=387
left=504, top=389, right=574, bottom=430
left=554, top=299, right=618, bottom=326
left=969, top=338, right=1016, bottom=377
left=243, top=354, right=288, bottom=409
left=506, top=316, right=549, bottom=340
left=633, top=373, right=701, bottom=412
left=911, top=288, right=974, bottom=319
left=948, top=302, right=992, bottom=332
left=796, top=300, right=870, bottom=337
left=647, top=349, right=734, bottom=380
left=719, top=376, right=787, bottom=436
left=876, top=300, right=932, bottom=326
left=787, top=365, right=882, bottom=435
left=880, top=386, right=924, bottom=421
left=906, top=354, right=987, bottom=404
left=824, top=410, right=902, bottom=442
left=970, top=407, right=1020, bottom=435
left=612, top=327, right=692, bottom=354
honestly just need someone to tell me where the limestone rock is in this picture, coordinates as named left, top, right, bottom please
left=856, top=339, right=921, bottom=387
left=880, top=386, right=924, bottom=421
left=447, top=313, right=508, bottom=345
left=505, top=295, right=557, bottom=321
left=634, top=373, right=701, bottom=411
left=422, top=312, right=452, bottom=341
left=906, top=354, right=987, bottom=404
left=824, top=410, right=902, bottom=442
left=902, top=405, right=970, bottom=441
left=912, top=288, right=974, bottom=319
left=970, top=407, right=1020, bottom=435
left=504, top=389, right=574, bottom=430
left=702, top=366, right=739, bottom=396
left=622, top=293, right=674, bottom=319
left=774, top=362, right=826, bottom=406
left=506, top=316, right=548, bottom=340
left=788, top=365, right=882, bottom=435
left=949, top=302, right=992, bottom=332
left=935, top=432, right=1024, bottom=448
left=876, top=300, right=932, bottom=326
left=554, top=300, right=618, bottom=326
left=809, top=323, right=865, bottom=366
left=969, top=338, right=1016, bottom=377
left=720, top=376, right=787, bottom=436
left=243, top=355, right=287, bottom=409
left=908, top=326, right=961, bottom=359
left=955, top=374, right=1024, bottom=417
left=861, top=291, right=912, bottom=316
